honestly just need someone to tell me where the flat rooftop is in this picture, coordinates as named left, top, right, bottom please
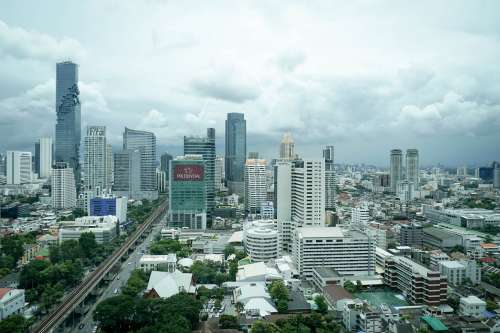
left=297, top=227, right=344, bottom=238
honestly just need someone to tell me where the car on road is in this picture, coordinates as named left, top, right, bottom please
left=114, top=288, right=118, bottom=294
left=92, top=326, right=98, bottom=333
left=78, top=323, right=85, bottom=329
left=117, top=276, right=120, bottom=280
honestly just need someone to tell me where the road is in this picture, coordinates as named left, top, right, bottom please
left=32, top=200, right=167, bottom=333
left=73, top=220, right=165, bottom=333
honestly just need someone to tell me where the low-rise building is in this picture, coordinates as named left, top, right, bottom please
left=139, top=254, right=177, bottom=272
left=343, top=299, right=383, bottom=333
left=384, top=256, right=447, bottom=306
left=459, top=295, right=486, bottom=318
left=0, top=288, right=25, bottom=320
left=145, top=270, right=195, bottom=299
left=293, top=227, right=376, bottom=279
left=438, top=260, right=481, bottom=286
left=58, top=215, right=118, bottom=244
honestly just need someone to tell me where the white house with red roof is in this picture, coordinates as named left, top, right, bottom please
left=0, top=288, right=25, bottom=320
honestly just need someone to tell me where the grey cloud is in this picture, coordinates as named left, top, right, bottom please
left=190, top=65, right=261, bottom=103
left=0, top=20, right=85, bottom=62
left=273, top=50, right=306, bottom=72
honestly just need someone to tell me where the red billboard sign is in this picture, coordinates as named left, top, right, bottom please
left=174, top=165, right=204, bottom=181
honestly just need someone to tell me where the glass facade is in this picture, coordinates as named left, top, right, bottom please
left=169, top=156, right=207, bottom=229
left=55, top=61, right=81, bottom=189
left=184, top=129, right=215, bottom=220
left=123, top=127, right=157, bottom=199
left=225, top=113, right=246, bottom=195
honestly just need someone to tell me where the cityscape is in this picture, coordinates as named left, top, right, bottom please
left=1, top=2, right=500, bottom=333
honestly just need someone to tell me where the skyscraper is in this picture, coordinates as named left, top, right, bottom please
left=277, top=159, right=325, bottom=253
left=169, top=155, right=207, bottom=229
left=55, top=61, right=81, bottom=189
left=113, top=149, right=141, bottom=199
left=323, top=145, right=335, bottom=210
left=495, top=163, right=500, bottom=189
left=280, top=132, right=295, bottom=160
left=390, top=149, right=403, bottom=193
left=123, top=127, right=158, bottom=200
left=160, top=152, right=173, bottom=174
left=52, top=162, right=76, bottom=209
left=84, top=126, right=107, bottom=193
left=244, top=159, right=267, bottom=215
left=406, top=148, right=419, bottom=186
left=215, top=155, right=224, bottom=191
left=6, top=151, right=32, bottom=185
left=225, top=113, right=246, bottom=196
left=184, top=128, right=215, bottom=220
left=35, top=137, right=53, bottom=179
left=106, top=144, right=114, bottom=188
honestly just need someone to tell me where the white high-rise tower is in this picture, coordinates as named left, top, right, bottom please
left=6, top=151, right=32, bottom=185
left=244, top=159, right=267, bottom=214
left=84, top=126, right=107, bottom=193
left=280, top=132, right=295, bottom=160
left=390, top=149, right=403, bottom=193
left=52, top=162, right=76, bottom=209
left=406, top=148, right=419, bottom=187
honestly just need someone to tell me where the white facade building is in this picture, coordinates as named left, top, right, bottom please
left=58, top=215, right=118, bottom=244
left=38, top=137, right=53, bottom=179
left=84, top=126, right=108, bottom=192
left=52, top=162, right=76, bottom=209
left=6, top=151, right=32, bottom=185
left=459, top=295, right=486, bottom=318
left=293, top=227, right=375, bottom=279
left=439, top=260, right=481, bottom=285
left=351, top=204, right=370, bottom=225
left=279, top=132, right=295, bottom=160
left=244, top=159, right=267, bottom=214
left=0, top=288, right=25, bottom=320
left=244, top=221, right=279, bottom=262
left=139, top=254, right=177, bottom=272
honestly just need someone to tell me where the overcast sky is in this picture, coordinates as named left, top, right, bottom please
left=1, top=1, right=499, bottom=167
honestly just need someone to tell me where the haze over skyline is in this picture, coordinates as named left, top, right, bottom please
left=1, top=1, right=499, bottom=166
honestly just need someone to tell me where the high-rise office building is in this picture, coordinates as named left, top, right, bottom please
left=106, top=144, right=114, bottom=188
left=280, top=132, right=295, bottom=160
left=84, top=126, right=107, bottom=193
left=215, top=155, right=224, bottom=191
left=6, top=151, right=32, bottom=185
left=323, top=145, right=335, bottom=210
left=112, top=150, right=141, bottom=199
left=169, top=155, right=207, bottom=229
left=123, top=127, right=158, bottom=200
left=184, top=128, right=215, bottom=220
left=244, top=159, right=267, bottom=214
left=55, top=61, right=81, bottom=189
left=52, top=162, right=76, bottom=209
left=390, top=149, right=403, bottom=193
left=225, top=113, right=246, bottom=196
left=494, top=164, right=500, bottom=189
left=160, top=153, right=173, bottom=174
left=277, top=159, right=325, bottom=252
left=35, top=137, right=53, bottom=179
left=406, top=148, right=419, bottom=186
left=0, top=154, right=5, bottom=177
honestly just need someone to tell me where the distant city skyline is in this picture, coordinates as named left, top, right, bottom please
left=1, top=1, right=499, bottom=166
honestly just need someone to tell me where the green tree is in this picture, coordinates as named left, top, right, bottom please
left=223, top=245, right=236, bottom=259
left=487, top=299, right=498, bottom=311
left=93, top=295, right=136, bottom=333
left=269, top=280, right=289, bottom=313
left=219, top=315, right=239, bottom=329
left=343, top=281, right=356, bottom=294
left=20, top=259, right=51, bottom=290
left=314, top=295, right=328, bottom=314
left=72, top=208, right=86, bottom=218
left=122, top=269, right=148, bottom=297
left=79, top=232, right=98, bottom=259
left=40, top=283, right=64, bottom=312
left=1, top=236, right=24, bottom=264
left=252, top=321, right=281, bottom=333
left=0, top=314, right=30, bottom=333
